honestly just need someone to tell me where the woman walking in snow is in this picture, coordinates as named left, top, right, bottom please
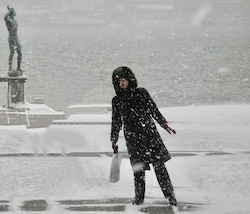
left=110, top=66, right=177, bottom=206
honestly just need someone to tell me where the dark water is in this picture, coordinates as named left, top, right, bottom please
left=0, top=0, right=249, bottom=111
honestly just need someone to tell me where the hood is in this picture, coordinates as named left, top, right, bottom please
left=112, top=66, right=138, bottom=96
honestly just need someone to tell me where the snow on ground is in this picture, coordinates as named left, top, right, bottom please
left=0, top=104, right=250, bottom=213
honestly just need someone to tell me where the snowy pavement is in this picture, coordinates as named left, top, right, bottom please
left=0, top=104, right=250, bottom=213
left=0, top=151, right=209, bottom=213
left=0, top=198, right=203, bottom=213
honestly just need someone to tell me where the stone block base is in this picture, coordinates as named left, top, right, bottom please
left=0, top=104, right=65, bottom=128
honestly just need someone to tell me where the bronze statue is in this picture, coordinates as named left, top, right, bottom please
left=4, top=6, right=24, bottom=76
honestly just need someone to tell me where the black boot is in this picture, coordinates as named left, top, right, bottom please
left=133, top=169, right=145, bottom=205
left=132, top=197, right=144, bottom=205
left=169, top=196, right=177, bottom=206
left=153, top=163, right=177, bottom=206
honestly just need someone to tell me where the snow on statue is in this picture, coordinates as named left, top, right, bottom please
left=4, top=5, right=24, bottom=77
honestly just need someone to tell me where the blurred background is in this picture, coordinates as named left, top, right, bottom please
left=0, top=0, right=249, bottom=111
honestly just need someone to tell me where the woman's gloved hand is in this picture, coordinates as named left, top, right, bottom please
left=111, top=140, right=118, bottom=153
left=162, top=123, right=176, bottom=134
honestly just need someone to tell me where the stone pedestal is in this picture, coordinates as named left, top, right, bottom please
left=0, top=75, right=65, bottom=128
left=0, top=76, right=27, bottom=108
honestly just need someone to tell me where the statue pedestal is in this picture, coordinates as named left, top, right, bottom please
left=0, top=76, right=27, bottom=108
left=7, top=76, right=26, bottom=108
left=0, top=76, right=65, bottom=128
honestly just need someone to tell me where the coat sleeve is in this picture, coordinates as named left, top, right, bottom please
left=140, top=88, right=168, bottom=126
left=110, top=96, right=122, bottom=143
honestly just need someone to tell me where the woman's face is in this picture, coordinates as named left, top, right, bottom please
left=119, top=78, right=129, bottom=89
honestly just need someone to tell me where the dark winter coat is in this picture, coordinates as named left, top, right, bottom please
left=111, top=67, right=171, bottom=170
